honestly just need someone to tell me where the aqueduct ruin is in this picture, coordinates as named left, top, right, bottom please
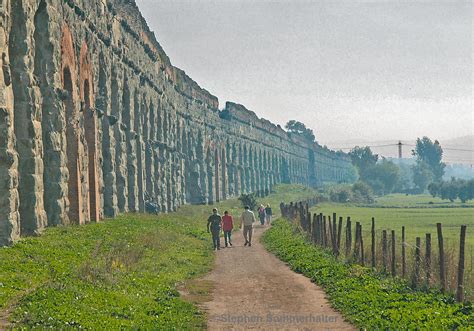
left=0, top=0, right=354, bottom=246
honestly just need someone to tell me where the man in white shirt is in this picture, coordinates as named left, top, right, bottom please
left=239, top=206, right=256, bottom=247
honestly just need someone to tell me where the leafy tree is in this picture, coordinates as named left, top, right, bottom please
left=348, top=146, right=378, bottom=177
left=412, top=161, right=433, bottom=193
left=351, top=181, right=374, bottom=203
left=285, top=120, right=316, bottom=142
left=425, top=178, right=474, bottom=203
left=428, top=182, right=441, bottom=197
left=238, top=193, right=258, bottom=210
left=366, top=160, right=400, bottom=194
left=412, top=137, right=445, bottom=181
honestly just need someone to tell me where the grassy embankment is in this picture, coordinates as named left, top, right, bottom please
left=311, top=193, right=473, bottom=299
left=0, top=184, right=315, bottom=329
left=263, top=220, right=474, bottom=330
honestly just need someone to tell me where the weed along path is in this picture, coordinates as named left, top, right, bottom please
left=202, top=224, right=354, bottom=330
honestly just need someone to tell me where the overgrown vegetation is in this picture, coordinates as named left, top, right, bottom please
left=238, top=193, right=258, bottom=210
left=262, top=220, right=473, bottom=329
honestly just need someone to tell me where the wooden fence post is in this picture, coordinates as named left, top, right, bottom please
left=425, top=233, right=431, bottom=287
left=306, top=206, right=311, bottom=234
left=346, top=217, right=352, bottom=257
left=337, top=216, right=343, bottom=256
left=382, top=230, right=388, bottom=273
left=437, top=223, right=447, bottom=293
left=328, top=216, right=333, bottom=249
left=456, top=225, right=467, bottom=302
left=332, top=213, right=337, bottom=254
left=313, top=213, right=318, bottom=244
left=319, top=213, right=324, bottom=246
left=360, top=223, right=365, bottom=266
left=391, top=230, right=396, bottom=277
left=402, top=226, right=406, bottom=278
left=323, top=216, right=327, bottom=247
left=413, top=237, right=421, bottom=288
left=354, top=222, right=360, bottom=261
left=371, top=217, right=376, bottom=268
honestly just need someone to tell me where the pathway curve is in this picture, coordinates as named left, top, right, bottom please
left=202, top=224, right=354, bottom=330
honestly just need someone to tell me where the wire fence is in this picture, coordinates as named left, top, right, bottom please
left=279, top=199, right=472, bottom=302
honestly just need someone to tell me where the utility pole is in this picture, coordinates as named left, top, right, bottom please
left=398, top=141, right=402, bottom=159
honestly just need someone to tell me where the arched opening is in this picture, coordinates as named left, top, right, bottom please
left=83, top=79, right=99, bottom=222
left=64, top=67, right=81, bottom=224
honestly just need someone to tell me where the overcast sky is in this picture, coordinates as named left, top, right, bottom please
left=135, top=0, right=473, bottom=148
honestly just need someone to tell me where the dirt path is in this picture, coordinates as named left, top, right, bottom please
left=202, top=224, right=354, bottom=330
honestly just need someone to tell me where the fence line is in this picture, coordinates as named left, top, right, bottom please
left=279, top=199, right=470, bottom=303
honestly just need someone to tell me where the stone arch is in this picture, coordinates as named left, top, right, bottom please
left=79, top=41, right=99, bottom=222
left=61, top=25, right=82, bottom=225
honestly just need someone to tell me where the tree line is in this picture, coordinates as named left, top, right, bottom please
left=346, top=137, right=473, bottom=202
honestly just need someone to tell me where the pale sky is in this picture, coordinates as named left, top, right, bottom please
left=135, top=0, right=473, bottom=149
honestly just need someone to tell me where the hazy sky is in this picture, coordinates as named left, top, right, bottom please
left=135, top=0, right=473, bottom=148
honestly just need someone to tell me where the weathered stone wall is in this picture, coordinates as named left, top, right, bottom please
left=0, top=0, right=354, bottom=246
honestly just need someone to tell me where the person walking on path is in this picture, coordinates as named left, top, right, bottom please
left=265, top=204, right=273, bottom=225
left=221, top=211, right=233, bottom=247
left=240, top=206, right=256, bottom=246
left=207, top=208, right=222, bottom=251
left=258, top=205, right=266, bottom=226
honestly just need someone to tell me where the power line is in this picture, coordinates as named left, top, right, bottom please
left=333, top=142, right=474, bottom=153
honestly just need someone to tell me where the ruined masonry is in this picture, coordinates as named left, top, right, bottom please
left=0, top=0, right=354, bottom=246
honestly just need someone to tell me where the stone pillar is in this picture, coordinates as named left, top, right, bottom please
left=135, top=92, right=144, bottom=212
left=124, top=83, right=137, bottom=212
left=0, top=0, right=20, bottom=245
left=34, top=0, right=69, bottom=226
left=10, top=0, right=48, bottom=234
left=206, top=147, right=214, bottom=204
left=112, top=66, right=128, bottom=213
left=98, top=56, right=118, bottom=218
left=214, top=148, right=220, bottom=202
left=145, top=99, right=155, bottom=204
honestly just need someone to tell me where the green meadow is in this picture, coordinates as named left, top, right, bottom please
left=311, top=193, right=474, bottom=300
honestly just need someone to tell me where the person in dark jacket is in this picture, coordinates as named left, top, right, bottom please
left=265, top=204, right=273, bottom=225
left=207, top=208, right=222, bottom=250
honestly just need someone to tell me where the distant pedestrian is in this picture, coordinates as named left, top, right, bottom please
left=258, top=205, right=266, bottom=226
left=207, top=208, right=222, bottom=250
left=265, top=204, right=273, bottom=225
left=221, top=210, right=233, bottom=247
left=240, top=206, right=256, bottom=246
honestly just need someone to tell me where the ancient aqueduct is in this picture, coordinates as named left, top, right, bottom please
left=0, top=0, right=354, bottom=246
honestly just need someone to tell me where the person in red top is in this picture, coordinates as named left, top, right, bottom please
left=221, top=210, right=233, bottom=247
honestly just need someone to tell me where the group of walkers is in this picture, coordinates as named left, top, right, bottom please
left=206, top=204, right=273, bottom=250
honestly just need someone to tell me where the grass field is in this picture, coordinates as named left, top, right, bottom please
left=310, top=193, right=474, bottom=300
left=0, top=184, right=315, bottom=329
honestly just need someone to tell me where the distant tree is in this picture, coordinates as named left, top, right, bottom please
left=412, top=161, right=433, bottom=193
left=348, top=146, right=378, bottom=177
left=412, top=137, right=446, bottom=181
left=457, top=181, right=471, bottom=203
left=439, top=178, right=459, bottom=202
left=428, top=181, right=441, bottom=197
left=425, top=178, right=474, bottom=203
left=351, top=181, right=374, bottom=203
left=367, top=159, right=400, bottom=194
left=285, top=120, right=316, bottom=142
